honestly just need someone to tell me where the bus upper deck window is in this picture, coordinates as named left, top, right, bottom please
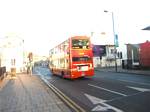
left=72, top=39, right=89, bottom=49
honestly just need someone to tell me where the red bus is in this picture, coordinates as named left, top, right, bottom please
left=49, top=36, right=94, bottom=79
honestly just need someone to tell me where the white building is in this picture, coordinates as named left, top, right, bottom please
left=92, top=45, right=122, bottom=68
left=0, top=36, right=24, bottom=73
left=91, top=32, right=122, bottom=68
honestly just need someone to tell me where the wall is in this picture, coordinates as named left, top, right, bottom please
left=93, top=45, right=122, bottom=68
left=0, top=37, right=24, bottom=73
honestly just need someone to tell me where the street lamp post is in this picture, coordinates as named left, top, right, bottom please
left=104, top=10, right=117, bottom=72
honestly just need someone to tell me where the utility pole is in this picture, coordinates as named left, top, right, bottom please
left=104, top=10, right=117, bottom=72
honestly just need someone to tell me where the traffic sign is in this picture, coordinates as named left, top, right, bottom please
left=115, top=34, right=119, bottom=47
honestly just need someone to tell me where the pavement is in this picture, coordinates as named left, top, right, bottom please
left=0, top=73, right=72, bottom=112
left=95, top=66, right=150, bottom=75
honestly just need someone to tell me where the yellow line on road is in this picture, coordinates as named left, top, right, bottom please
left=42, top=78, right=86, bottom=112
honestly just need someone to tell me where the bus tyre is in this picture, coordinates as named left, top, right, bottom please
left=61, top=71, right=65, bottom=78
left=51, top=69, right=54, bottom=76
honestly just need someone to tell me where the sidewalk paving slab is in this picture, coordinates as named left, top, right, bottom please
left=95, top=67, right=150, bottom=75
left=0, top=74, right=72, bottom=112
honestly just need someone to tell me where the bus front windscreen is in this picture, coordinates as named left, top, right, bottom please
left=72, top=39, right=89, bottom=49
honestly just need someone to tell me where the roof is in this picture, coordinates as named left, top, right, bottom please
left=142, top=26, right=150, bottom=30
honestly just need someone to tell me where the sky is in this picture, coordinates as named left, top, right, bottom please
left=0, top=0, right=150, bottom=56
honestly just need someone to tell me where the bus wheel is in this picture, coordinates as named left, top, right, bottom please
left=61, top=71, right=65, bottom=78
left=51, top=72, right=54, bottom=76
left=51, top=69, right=54, bottom=76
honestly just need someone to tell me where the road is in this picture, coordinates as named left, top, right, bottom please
left=33, top=66, right=150, bottom=112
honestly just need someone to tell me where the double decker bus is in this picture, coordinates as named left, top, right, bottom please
left=49, top=36, right=94, bottom=79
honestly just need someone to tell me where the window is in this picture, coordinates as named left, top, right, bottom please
left=110, top=49, right=115, bottom=54
left=72, top=39, right=89, bottom=49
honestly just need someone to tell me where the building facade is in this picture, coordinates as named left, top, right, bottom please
left=0, top=36, right=24, bottom=73
left=92, top=44, right=122, bottom=68
left=123, top=41, right=150, bottom=69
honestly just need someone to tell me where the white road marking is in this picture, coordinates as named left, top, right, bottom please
left=85, top=93, right=123, bottom=112
left=118, top=79, right=150, bottom=86
left=88, top=84, right=127, bottom=96
left=84, top=93, right=106, bottom=104
left=127, top=86, right=150, bottom=92
left=92, top=105, right=108, bottom=111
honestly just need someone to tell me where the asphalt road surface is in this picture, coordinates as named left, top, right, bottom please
left=34, top=67, right=150, bottom=112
